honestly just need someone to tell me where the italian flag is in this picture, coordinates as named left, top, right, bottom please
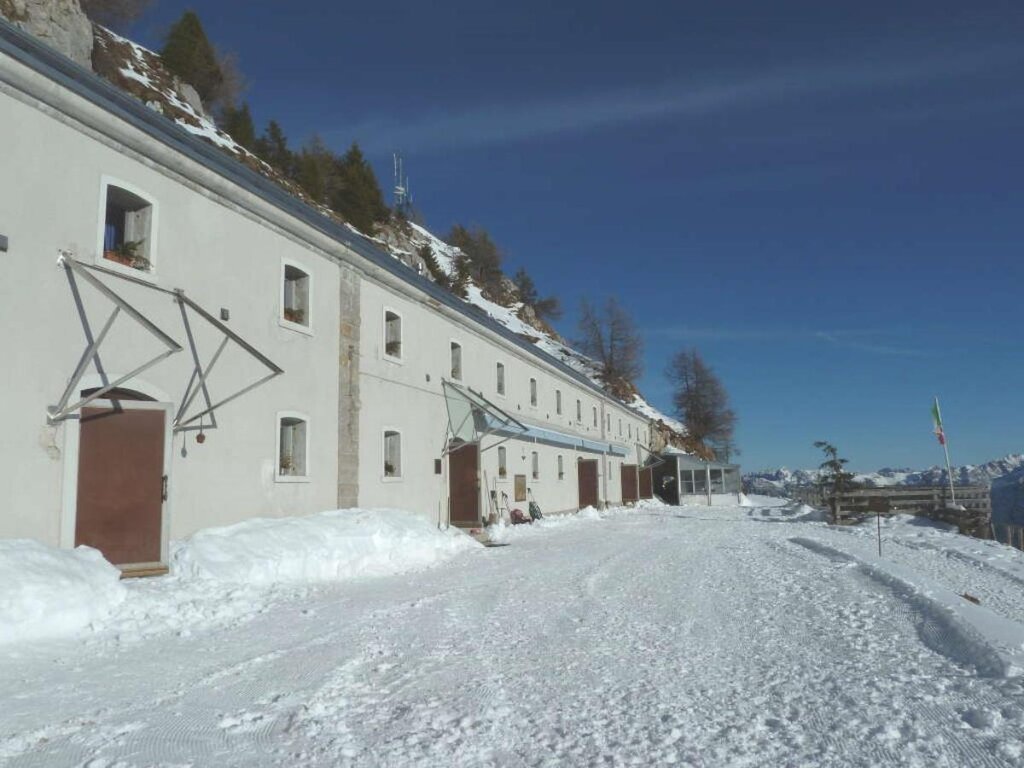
left=931, top=397, right=946, bottom=445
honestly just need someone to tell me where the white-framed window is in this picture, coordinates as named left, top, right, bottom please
left=450, top=341, right=463, bottom=380
left=276, top=412, right=310, bottom=482
left=592, top=406, right=598, bottom=427
left=498, top=446, right=507, bottom=478
left=496, top=362, right=506, bottom=396
left=606, top=413, right=611, bottom=430
left=531, top=451, right=539, bottom=480
left=384, top=309, right=403, bottom=360
left=628, top=424, right=632, bottom=439
left=556, top=389, right=562, bottom=415
left=576, top=399, right=582, bottom=422
left=529, top=378, right=538, bottom=407
left=383, top=429, right=402, bottom=479
left=558, top=454, right=565, bottom=480
left=618, top=419, right=623, bottom=436
left=280, top=258, right=312, bottom=333
left=96, top=177, right=158, bottom=277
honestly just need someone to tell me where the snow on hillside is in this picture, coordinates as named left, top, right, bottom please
left=82, top=24, right=684, bottom=440
left=401, top=223, right=686, bottom=435
left=6, top=502, right=1024, bottom=765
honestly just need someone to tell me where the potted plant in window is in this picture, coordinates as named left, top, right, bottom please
left=280, top=453, right=295, bottom=475
left=385, top=340, right=401, bottom=357
left=384, top=460, right=396, bottom=477
left=105, top=239, right=149, bottom=270
left=283, top=307, right=305, bottom=324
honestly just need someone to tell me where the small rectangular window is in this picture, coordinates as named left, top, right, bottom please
left=576, top=399, right=582, bottom=422
left=556, top=389, right=562, bottom=415
left=531, top=451, right=539, bottom=480
left=618, top=419, right=622, bottom=436
left=496, top=362, right=506, bottom=395
left=628, top=424, right=632, bottom=439
left=450, top=341, right=463, bottom=380
left=384, top=430, right=402, bottom=478
left=101, top=183, right=154, bottom=272
left=498, top=446, right=507, bottom=478
left=592, top=406, right=598, bottom=427
left=529, top=378, right=538, bottom=407
left=384, top=310, right=402, bottom=359
left=277, top=414, right=308, bottom=480
left=558, top=454, right=565, bottom=480
left=282, top=262, right=311, bottom=329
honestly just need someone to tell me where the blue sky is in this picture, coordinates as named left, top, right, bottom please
left=133, top=1, right=1024, bottom=472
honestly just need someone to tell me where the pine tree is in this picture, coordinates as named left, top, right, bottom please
left=418, top=244, right=450, bottom=289
left=294, top=136, right=335, bottom=204
left=577, top=297, right=643, bottom=398
left=329, top=143, right=390, bottom=234
left=220, top=102, right=255, bottom=150
left=446, top=225, right=504, bottom=298
left=666, top=349, right=736, bottom=458
left=814, top=441, right=855, bottom=522
left=254, top=120, right=294, bottom=176
left=160, top=11, right=223, bottom=105
left=513, top=267, right=562, bottom=321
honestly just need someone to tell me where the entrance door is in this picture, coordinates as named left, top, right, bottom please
left=621, top=464, right=639, bottom=503
left=578, top=459, right=599, bottom=509
left=75, top=402, right=167, bottom=566
left=638, top=467, right=654, bottom=499
left=449, top=442, right=480, bottom=526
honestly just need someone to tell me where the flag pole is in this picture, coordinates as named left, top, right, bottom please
left=934, top=396, right=958, bottom=507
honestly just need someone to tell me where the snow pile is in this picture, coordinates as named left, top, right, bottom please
left=172, top=509, right=479, bottom=585
left=0, top=541, right=126, bottom=645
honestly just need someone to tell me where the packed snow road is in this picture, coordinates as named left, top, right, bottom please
left=3, top=503, right=1024, bottom=767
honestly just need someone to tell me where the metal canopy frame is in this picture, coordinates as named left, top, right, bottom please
left=440, top=380, right=526, bottom=457
left=49, top=255, right=283, bottom=432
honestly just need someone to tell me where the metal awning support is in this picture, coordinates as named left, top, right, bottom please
left=441, top=380, right=526, bottom=456
left=49, top=255, right=283, bottom=430
left=171, top=289, right=283, bottom=433
left=48, top=255, right=182, bottom=422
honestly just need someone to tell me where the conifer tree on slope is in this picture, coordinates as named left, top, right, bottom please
left=221, top=102, right=255, bottom=150
left=513, top=268, right=562, bottom=322
left=667, top=349, right=736, bottom=459
left=159, top=11, right=223, bottom=105
left=329, top=143, right=390, bottom=234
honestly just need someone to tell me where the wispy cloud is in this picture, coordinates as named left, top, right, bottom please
left=331, top=46, right=1019, bottom=153
left=648, top=327, right=930, bottom=357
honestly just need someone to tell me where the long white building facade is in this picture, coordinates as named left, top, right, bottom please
left=0, top=19, right=654, bottom=574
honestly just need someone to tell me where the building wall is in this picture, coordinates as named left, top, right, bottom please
left=357, top=281, right=648, bottom=519
left=0, top=70, right=342, bottom=546
left=0, top=44, right=654, bottom=557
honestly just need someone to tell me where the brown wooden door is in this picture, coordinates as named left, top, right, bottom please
left=449, top=442, right=480, bottom=526
left=578, top=459, right=599, bottom=509
left=621, top=464, right=639, bottom=503
left=76, top=405, right=166, bottom=566
left=639, top=467, right=653, bottom=499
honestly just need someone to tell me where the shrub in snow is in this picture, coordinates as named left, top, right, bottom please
left=172, top=508, right=479, bottom=584
left=0, top=540, right=126, bottom=645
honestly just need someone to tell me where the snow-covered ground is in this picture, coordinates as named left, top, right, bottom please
left=4, top=502, right=1024, bottom=766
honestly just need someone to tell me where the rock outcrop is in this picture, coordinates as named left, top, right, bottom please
left=0, top=0, right=93, bottom=70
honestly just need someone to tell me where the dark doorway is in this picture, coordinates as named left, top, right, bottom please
left=621, top=464, right=639, bottom=503
left=639, top=467, right=654, bottom=500
left=449, top=442, right=480, bottom=527
left=578, top=459, right=599, bottom=509
left=75, top=403, right=166, bottom=566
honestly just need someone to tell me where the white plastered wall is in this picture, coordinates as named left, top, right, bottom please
left=0, top=70, right=341, bottom=546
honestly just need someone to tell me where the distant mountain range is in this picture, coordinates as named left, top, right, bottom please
left=744, top=454, right=1024, bottom=524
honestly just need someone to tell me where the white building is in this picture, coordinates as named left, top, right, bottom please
left=0, top=18, right=654, bottom=575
